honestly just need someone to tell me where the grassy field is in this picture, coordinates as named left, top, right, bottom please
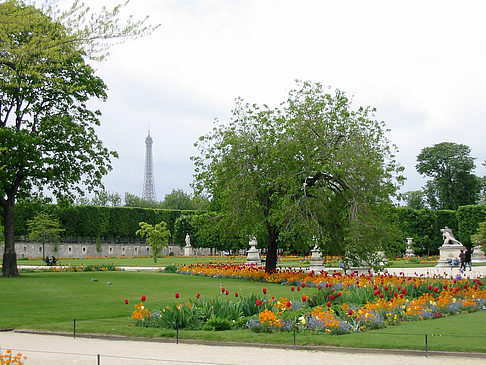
left=11, top=255, right=459, bottom=268
left=1, top=270, right=485, bottom=353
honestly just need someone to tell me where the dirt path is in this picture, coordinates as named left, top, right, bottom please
left=1, top=332, right=484, bottom=365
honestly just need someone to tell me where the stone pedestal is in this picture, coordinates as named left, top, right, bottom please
left=472, top=245, right=486, bottom=264
left=183, top=246, right=193, bottom=257
left=436, top=243, right=464, bottom=268
left=309, top=247, right=325, bottom=272
left=404, top=237, right=415, bottom=257
left=246, top=237, right=261, bottom=266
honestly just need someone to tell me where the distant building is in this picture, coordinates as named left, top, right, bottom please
left=142, top=130, right=156, bottom=201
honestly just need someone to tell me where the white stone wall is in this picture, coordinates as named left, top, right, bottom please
left=1, top=242, right=212, bottom=259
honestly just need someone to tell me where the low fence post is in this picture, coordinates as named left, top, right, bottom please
left=176, top=324, right=179, bottom=344
left=97, top=354, right=100, bottom=365
left=73, top=318, right=76, bottom=339
left=425, top=334, right=428, bottom=357
left=293, top=326, right=296, bottom=349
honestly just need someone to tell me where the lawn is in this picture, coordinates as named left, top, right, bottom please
left=11, top=255, right=455, bottom=268
left=1, top=270, right=485, bottom=353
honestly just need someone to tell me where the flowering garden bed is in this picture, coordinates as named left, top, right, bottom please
left=132, top=264, right=486, bottom=336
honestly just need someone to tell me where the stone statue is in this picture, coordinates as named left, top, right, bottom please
left=440, top=226, right=462, bottom=245
left=185, top=233, right=191, bottom=247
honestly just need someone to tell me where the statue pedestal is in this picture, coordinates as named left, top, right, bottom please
left=472, top=245, right=486, bottom=264
left=309, top=248, right=324, bottom=273
left=436, top=243, right=464, bottom=268
left=184, top=246, right=193, bottom=257
left=246, top=238, right=261, bottom=266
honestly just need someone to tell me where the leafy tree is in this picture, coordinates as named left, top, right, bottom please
left=91, top=190, right=122, bottom=206
left=161, top=189, right=195, bottom=210
left=416, top=142, right=481, bottom=210
left=124, top=192, right=162, bottom=208
left=402, top=190, right=426, bottom=209
left=136, top=221, right=170, bottom=263
left=27, top=212, right=64, bottom=258
left=471, top=220, right=486, bottom=246
left=193, top=81, right=403, bottom=272
left=0, top=0, right=157, bottom=276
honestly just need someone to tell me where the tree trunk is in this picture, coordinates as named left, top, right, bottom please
left=2, top=200, right=19, bottom=277
left=265, top=224, right=279, bottom=273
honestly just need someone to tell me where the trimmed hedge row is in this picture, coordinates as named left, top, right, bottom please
left=11, top=203, right=486, bottom=252
left=13, top=203, right=199, bottom=241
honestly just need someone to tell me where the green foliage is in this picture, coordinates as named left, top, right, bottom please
left=471, top=220, right=486, bottom=245
left=164, top=264, right=178, bottom=273
left=416, top=142, right=482, bottom=210
left=402, top=190, right=426, bottom=209
left=154, top=303, right=200, bottom=330
left=193, top=81, right=404, bottom=272
left=0, top=0, right=157, bottom=276
left=12, top=202, right=197, bottom=241
left=202, top=317, right=233, bottom=331
left=161, top=189, right=195, bottom=210
left=136, top=221, right=171, bottom=263
left=27, top=212, right=64, bottom=245
left=457, top=205, right=486, bottom=245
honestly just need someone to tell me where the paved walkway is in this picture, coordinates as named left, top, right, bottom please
left=1, top=331, right=484, bottom=365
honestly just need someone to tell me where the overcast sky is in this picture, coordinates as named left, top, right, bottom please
left=76, top=0, right=486, bottom=201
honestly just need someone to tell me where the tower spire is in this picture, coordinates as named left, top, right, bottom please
left=142, top=128, right=156, bottom=201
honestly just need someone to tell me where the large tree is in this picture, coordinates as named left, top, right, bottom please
left=0, top=0, right=157, bottom=276
left=193, top=81, right=403, bottom=272
left=416, top=142, right=481, bottom=210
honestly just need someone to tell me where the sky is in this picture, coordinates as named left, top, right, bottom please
left=71, top=0, right=486, bottom=202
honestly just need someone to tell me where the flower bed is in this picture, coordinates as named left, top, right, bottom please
left=131, top=264, right=486, bottom=335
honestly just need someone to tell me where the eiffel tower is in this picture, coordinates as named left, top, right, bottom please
left=142, top=129, right=156, bottom=201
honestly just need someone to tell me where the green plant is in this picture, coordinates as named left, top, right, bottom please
left=203, top=317, right=233, bottom=331
left=164, top=264, right=178, bottom=273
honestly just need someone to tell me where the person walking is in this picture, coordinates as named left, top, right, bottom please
left=459, top=249, right=466, bottom=270
left=465, top=247, right=472, bottom=271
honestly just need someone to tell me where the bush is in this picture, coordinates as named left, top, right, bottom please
left=202, top=317, right=233, bottom=331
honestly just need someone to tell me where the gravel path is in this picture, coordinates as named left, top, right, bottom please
left=1, top=332, right=484, bottom=365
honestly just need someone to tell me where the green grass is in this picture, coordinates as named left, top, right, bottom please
left=1, top=270, right=486, bottom=353
left=15, top=256, right=475, bottom=269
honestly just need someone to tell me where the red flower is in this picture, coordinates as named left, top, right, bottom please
left=297, top=287, right=301, bottom=291
left=141, top=295, right=146, bottom=302
left=433, top=287, right=439, bottom=293
left=380, top=293, right=384, bottom=298
left=272, top=296, right=275, bottom=300
left=175, top=292, right=180, bottom=298
left=291, top=286, right=295, bottom=291
left=263, top=288, right=267, bottom=294
left=235, top=292, right=239, bottom=297
left=225, top=290, right=229, bottom=295
left=196, top=293, right=200, bottom=299
left=348, top=309, right=353, bottom=315
left=402, top=288, right=407, bottom=295
left=327, top=301, right=331, bottom=307
left=302, top=295, right=307, bottom=302
left=124, top=299, right=128, bottom=304
left=384, top=286, right=389, bottom=291
left=373, top=289, right=380, bottom=296
left=256, top=299, right=262, bottom=306
left=337, top=291, right=342, bottom=297
left=373, top=284, right=378, bottom=290
left=329, top=294, right=335, bottom=301
left=428, top=285, right=432, bottom=290
left=286, top=301, right=291, bottom=308
left=221, top=287, right=225, bottom=293
left=301, top=283, right=306, bottom=288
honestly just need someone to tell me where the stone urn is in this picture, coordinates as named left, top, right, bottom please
left=403, top=237, right=415, bottom=257
left=309, top=244, right=325, bottom=272
left=246, top=237, right=262, bottom=266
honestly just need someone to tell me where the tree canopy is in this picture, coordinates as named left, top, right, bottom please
left=193, top=81, right=404, bottom=272
left=0, top=0, right=157, bottom=276
left=416, top=142, right=481, bottom=210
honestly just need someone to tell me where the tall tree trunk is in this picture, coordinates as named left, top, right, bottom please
left=2, top=200, right=19, bottom=277
left=265, top=223, right=279, bottom=273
